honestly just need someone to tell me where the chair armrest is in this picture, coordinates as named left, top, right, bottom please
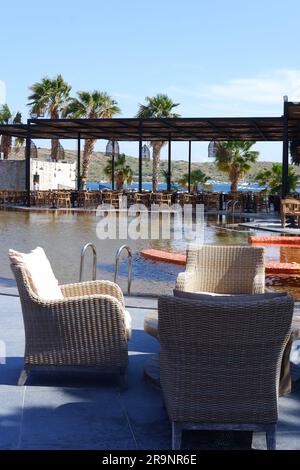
left=30, top=293, right=128, bottom=340
left=23, top=294, right=129, bottom=366
left=60, top=280, right=125, bottom=307
left=32, top=292, right=124, bottom=313
left=175, top=271, right=198, bottom=292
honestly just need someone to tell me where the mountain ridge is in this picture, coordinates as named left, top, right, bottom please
left=9, top=148, right=294, bottom=183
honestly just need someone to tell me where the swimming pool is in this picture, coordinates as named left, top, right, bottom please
left=1, top=210, right=299, bottom=298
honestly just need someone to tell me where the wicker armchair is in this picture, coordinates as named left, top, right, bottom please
left=176, top=245, right=265, bottom=294
left=158, top=295, right=294, bottom=450
left=11, top=263, right=130, bottom=388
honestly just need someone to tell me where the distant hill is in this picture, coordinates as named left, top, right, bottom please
left=9, top=147, right=298, bottom=183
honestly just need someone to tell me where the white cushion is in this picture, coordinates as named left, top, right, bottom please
left=124, top=309, right=132, bottom=340
left=9, top=247, right=63, bottom=300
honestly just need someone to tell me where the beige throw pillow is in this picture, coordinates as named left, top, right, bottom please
left=9, top=247, right=63, bottom=300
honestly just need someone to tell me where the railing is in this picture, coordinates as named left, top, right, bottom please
left=114, top=245, right=132, bottom=295
left=79, top=242, right=97, bottom=282
left=226, top=199, right=242, bottom=214
left=232, top=200, right=242, bottom=214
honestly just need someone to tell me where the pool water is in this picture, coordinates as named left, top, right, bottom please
left=1, top=210, right=300, bottom=298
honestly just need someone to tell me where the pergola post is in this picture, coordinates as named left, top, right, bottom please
left=188, top=141, right=192, bottom=193
left=282, top=98, right=289, bottom=198
left=111, top=140, right=115, bottom=190
left=138, top=123, right=143, bottom=192
left=25, top=119, right=31, bottom=207
left=77, top=133, right=81, bottom=190
left=167, top=134, right=171, bottom=191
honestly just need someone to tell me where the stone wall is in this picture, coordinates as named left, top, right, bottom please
left=0, top=159, right=76, bottom=190
left=0, top=160, right=26, bottom=189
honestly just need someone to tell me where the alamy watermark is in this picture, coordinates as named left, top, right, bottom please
left=95, top=197, right=205, bottom=243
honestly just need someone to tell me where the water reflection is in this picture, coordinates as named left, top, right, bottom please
left=1, top=210, right=299, bottom=297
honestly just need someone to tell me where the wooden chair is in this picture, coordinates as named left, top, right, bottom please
left=254, top=192, right=270, bottom=213
left=102, top=191, right=122, bottom=208
left=134, top=192, right=151, bottom=207
left=30, top=191, right=38, bottom=206
left=55, top=191, right=71, bottom=208
left=177, top=193, right=196, bottom=206
left=123, top=190, right=135, bottom=207
left=203, top=192, right=220, bottom=211
left=79, top=191, right=101, bottom=208
left=14, top=190, right=27, bottom=205
left=281, top=198, right=300, bottom=227
left=76, top=190, right=86, bottom=207
left=153, top=192, right=172, bottom=207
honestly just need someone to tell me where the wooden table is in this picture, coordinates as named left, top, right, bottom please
left=144, top=311, right=300, bottom=396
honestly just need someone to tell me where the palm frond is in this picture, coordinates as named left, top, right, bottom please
left=255, top=163, right=299, bottom=193
left=136, top=93, right=180, bottom=118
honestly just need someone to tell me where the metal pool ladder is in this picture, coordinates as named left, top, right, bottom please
left=232, top=200, right=242, bottom=214
left=79, top=242, right=132, bottom=295
left=79, top=243, right=97, bottom=282
left=226, top=199, right=241, bottom=214
left=114, top=245, right=132, bottom=295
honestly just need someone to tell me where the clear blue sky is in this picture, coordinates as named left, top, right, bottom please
left=1, top=0, right=300, bottom=161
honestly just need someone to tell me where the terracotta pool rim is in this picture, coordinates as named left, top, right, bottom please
left=140, top=248, right=300, bottom=275
left=249, top=235, right=300, bottom=246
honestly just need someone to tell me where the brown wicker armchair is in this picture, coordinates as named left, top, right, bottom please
left=176, top=245, right=265, bottom=294
left=11, top=264, right=130, bottom=389
left=158, top=295, right=294, bottom=450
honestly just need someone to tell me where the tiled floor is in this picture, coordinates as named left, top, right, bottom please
left=0, top=294, right=299, bottom=450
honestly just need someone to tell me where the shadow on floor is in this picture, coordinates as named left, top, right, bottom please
left=0, top=352, right=255, bottom=450
left=0, top=277, right=16, bottom=288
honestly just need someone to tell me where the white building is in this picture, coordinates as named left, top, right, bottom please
left=0, top=159, right=76, bottom=190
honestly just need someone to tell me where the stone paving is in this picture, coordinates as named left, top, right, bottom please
left=0, top=293, right=299, bottom=450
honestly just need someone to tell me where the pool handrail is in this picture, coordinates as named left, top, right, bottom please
left=79, top=242, right=97, bottom=282
left=114, top=245, right=132, bottom=296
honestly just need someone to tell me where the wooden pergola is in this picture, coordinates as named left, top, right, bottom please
left=0, top=97, right=299, bottom=202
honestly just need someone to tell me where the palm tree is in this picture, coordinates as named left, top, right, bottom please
left=104, top=153, right=133, bottom=191
left=255, top=163, right=299, bottom=194
left=290, top=140, right=300, bottom=165
left=0, top=105, right=23, bottom=159
left=28, top=74, right=71, bottom=161
left=136, top=94, right=180, bottom=192
left=179, top=169, right=209, bottom=193
left=64, top=91, right=120, bottom=189
left=214, top=141, right=259, bottom=191
left=13, top=112, right=24, bottom=154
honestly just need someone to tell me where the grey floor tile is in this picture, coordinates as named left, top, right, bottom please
left=125, top=296, right=157, bottom=310
left=278, top=390, right=300, bottom=432
left=20, top=387, right=136, bottom=449
left=0, top=388, right=24, bottom=449
left=0, top=293, right=300, bottom=450
left=253, top=431, right=300, bottom=450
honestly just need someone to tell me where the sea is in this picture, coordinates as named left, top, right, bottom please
left=87, top=181, right=265, bottom=193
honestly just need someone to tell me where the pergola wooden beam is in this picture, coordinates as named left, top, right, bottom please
left=1, top=99, right=300, bottom=200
